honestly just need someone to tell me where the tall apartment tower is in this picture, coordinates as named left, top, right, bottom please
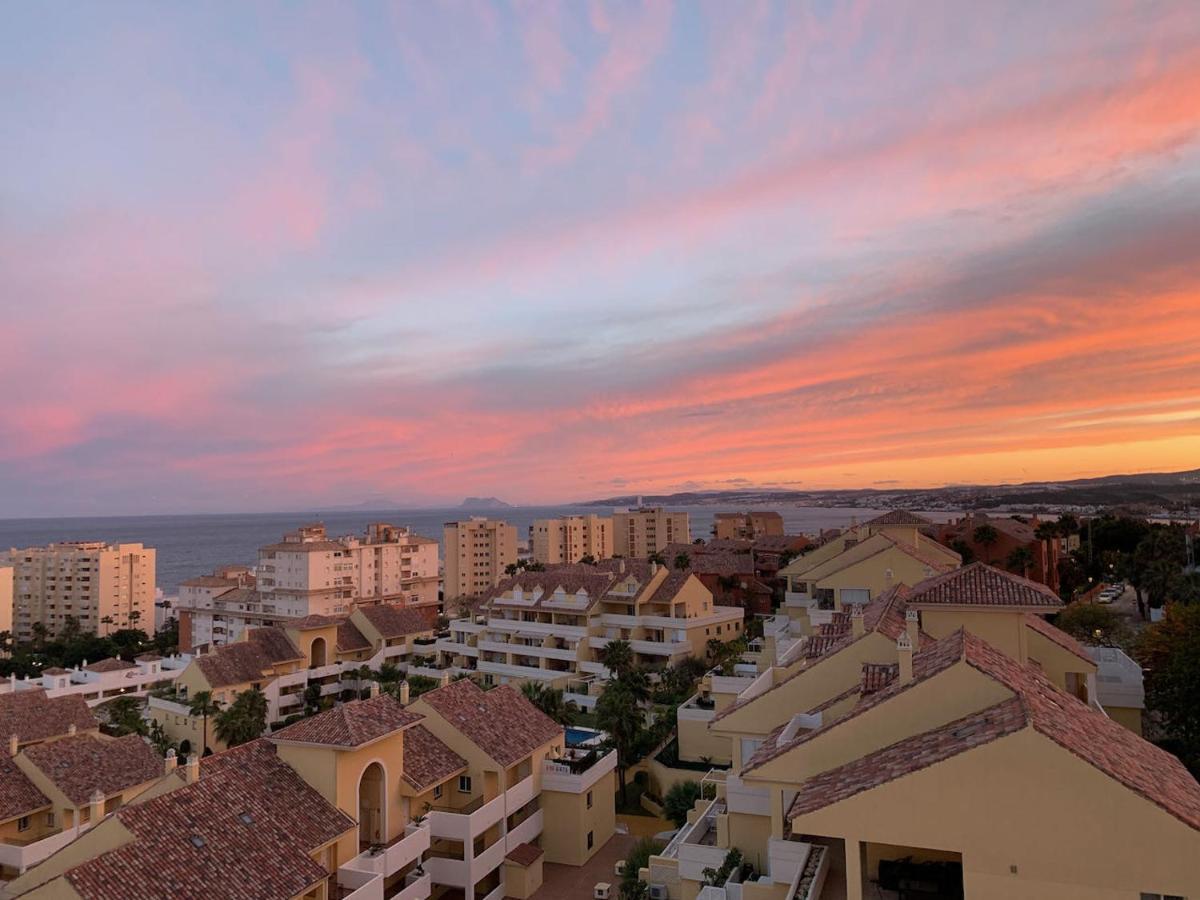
left=443, top=518, right=517, bottom=602
left=612, top=508, right=690, bottom=558
left=530, top=514, right=614, bottom=564
left=712, top=511, right=785, bottom=540
left=0, top=563, right=12, bottom=640
left=4, top=542, right=156, bottom=640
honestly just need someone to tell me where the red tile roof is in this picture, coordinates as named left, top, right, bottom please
left=193, top=642, right=271, bottom=689
left=271, top=694, right=421, bottom=748
left=402, top=724, right=468, bottom=792
left=788, top=698, right=1027, bottom=818
left=288, top=614, right=339, bottom=629
left=1025, top=613, right=1095, bottom=666
left=245, top=627, right=304, bottom=664
left=418, top=680, right=562, bottom=768
left=22, top=734, right=163, bottom=805
left=906, top=562, right=1062, bottom=609
left=336, top=619, right=372, bottom=652
left=64, top=739, right=354, bottom=900
left=0, top=754, right=50, bottom=821
left=356, top=603, right=435, bottom=639
left=860, top=663, right=898, bottom=694
left=0, top=689, right=98, bottom=744
left=84, top=658, right=137, bottom=673
left=864, top=510, right=932, bottom=526
left=506, top=842, right=544, bottom=866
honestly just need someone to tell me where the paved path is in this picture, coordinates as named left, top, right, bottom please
left=533, top=833, right=637, bottom=899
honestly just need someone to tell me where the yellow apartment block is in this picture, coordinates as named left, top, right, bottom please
left=444, top=518, right=518, bottom=603
left=530, top=514, right=614, bottom=565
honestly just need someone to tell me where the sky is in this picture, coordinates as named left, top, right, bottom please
left=2, top=1, right=1200, bottom=517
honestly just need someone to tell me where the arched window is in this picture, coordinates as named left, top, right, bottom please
left=310, top=636, right=327, bottom=668
left=358, top=762, right=386, bottom=847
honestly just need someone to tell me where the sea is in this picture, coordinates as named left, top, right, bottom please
left=0, top=505, right=958, bottom=597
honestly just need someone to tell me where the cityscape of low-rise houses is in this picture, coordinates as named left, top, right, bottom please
left=0, top=503, right=1198, bottom=899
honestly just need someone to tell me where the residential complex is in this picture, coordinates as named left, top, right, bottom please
left=613, top=507, right=690, bottom=557
left=444, top=518, right=518, bottom=603
left=712, top=511, right=784, bottom=541
left=645, top=527, right=1190, bottom=897
left=530, top=514, right=613, bottom=565
left=3, top=542, right=156, bottom=640
left=934, top=511, right=1079, bottom=593
left=436, top=559, right=745, bottom=708
left=178, top=523, right=439, bottom=652
left=2, top=653, right=188, bottom=709
left=9, top=676, right=617, bottom=900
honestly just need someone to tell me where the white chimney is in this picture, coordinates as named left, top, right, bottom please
left=184, top=753, right=200, bottom=785
left=164, top=748, right=178, bottom=774
left=89, top=789, right=105, bottom=823
left=850, top=605, right=865, bottom=638
left=68, top=723, right=77, bottom=736
left=369, top=681, right=381, bottom=699
left=905, top=609, right=920, bottom=646
left=399, top=681, right=411, bottom=705
left=897, top=633, right=914, bottom=684
left=9, top=734, right=18, bottom=757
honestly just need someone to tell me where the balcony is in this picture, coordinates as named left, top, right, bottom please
left=504, top=807, right=544, bottom=851
left=476, top=660, right=560, bottom=682
left=0, top=822, right=93, bottom=874
left=541, top=748, right=617, bottom=794
left=425, top=832, right=506, bottom=890
left=347, top=820, right=431, bottom=880
left=505, top=772, right=536, bottom=811
left=679, top=694, right=717, bottom=723
left=428, top=792, right=505, bottom=843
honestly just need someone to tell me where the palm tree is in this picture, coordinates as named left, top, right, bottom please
left=595, top=680, right=645, bottom=805
left=107, top=695, right=147, bottom=736
left=673, top=552, right=691, bottom=571
left=0, top=630, right=12, bottom=657
left=973, top=525, right=999, bottom=563
left=602, top=639, right=634, bottom=679
left=521, top=682, right=577, bottom=725
left=1006, top=546, right=1034, bottom=577
left=1034, top=521, right=1059, bottom=542
left=214, top=687, right=268, bottom=748
left=648, top=551, right=666, bottom=566
left=30, top=622, right=48, bottom=650
left=188, top=690, right=221, bottom=756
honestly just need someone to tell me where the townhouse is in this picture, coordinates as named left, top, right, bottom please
left=149, top=605, right=438, bottom=753
left=643, top=563, right=1195, bottom=900
left=179, top=523, right=439, bottom=652
left=1, top=653, right=189, bottom=708
left=436, top=559, right=745, bottom=709
left=10, top=683, right=618, bottom=900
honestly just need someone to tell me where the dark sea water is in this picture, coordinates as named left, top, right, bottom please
left=0, top=505, right=956, bottom=596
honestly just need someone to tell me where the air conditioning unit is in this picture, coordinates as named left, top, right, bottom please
left=648, top=885, right=669, bottom=900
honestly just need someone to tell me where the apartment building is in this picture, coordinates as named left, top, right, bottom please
left=444, top=518, right=518, bottom=603
left=644, top=563, right=1198, bottom=900
left=13, top=680, right=618, bottom=900
left=178, top=524, right=439, bottom=652
left=0, top=564, right=12, bottom=639
left=935, top=511, right=1074, bottom=593
left=613, top=507, right=690, bottom=558
left=3, top=542, right=156, bottom=640
left=437, top=559, right=745, bottom=709
left=712, top=512, right=784, bottom=541
left=3, top=652, right=188, bottom=709
left=530, top=514, right=613, bottom=565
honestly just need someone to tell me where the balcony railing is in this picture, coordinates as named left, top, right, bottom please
left=542, top=748, right=618, bottom=794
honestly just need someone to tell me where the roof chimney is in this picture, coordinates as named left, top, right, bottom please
left=439, top=672, right=451, bottom=687
left=399, top=681, right=411, bottom=705
left=164, top=748, right=178, bottom=774
left=897, top=633, right=914, bottom=684
left=905, top=609, right=919, bottom=647
left=619, top=559, right=626, bottom=574
left=68, top=723, right=77, bottom=736
left=184, top=753, right=200, bottom=785
left=369, top=680, right=380, bottom=699
left=9, top=734, right=18, bottom=757
left=89, top=789, right=105, bottom=823
left=650, top=561, right=658, bottom=575
left=850, top=605, right=865, bottom=638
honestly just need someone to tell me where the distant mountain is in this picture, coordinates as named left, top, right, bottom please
left=580, top=468, right=1200, bottom=514
left=461, top=496, right=513, bottom=509
left=314, top=497, right=406, bottom=511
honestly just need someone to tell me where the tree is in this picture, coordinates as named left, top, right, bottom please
left=1133, top=528, right=1187, bottom=618
left=595, top=680, right=645, bottom=805
left=673, top=552, right=691, bottom=571
left=30, top=622, right=48, bottom=649
left=1053, top=602, right=1128, bottom=647
left=214, top=687, right=268, bottom=748
left=1034, top=521, right=1060, bottom=542
left=949, top=539, right=975, bottom=564
left=1005, top=546, right=1034, bottom=577
left=188, top=691, right=221, bottom=755
left=663, top=780, right=702, bottom=827
left=619, top=837, right=663, bottom=900
left=148, top=718, right=174, bottom=755
left=648, top=551, right=666, bottom=566
left=579, top=554, right=597, bottom=566
left=972, top=525, right=999, bottom=563
left=1138, top=604, right=1200, bottom=770
left=505, top=563, right=520, bottom=576
left=602, top=639, right=634, bottom=679
left=1171, top=570, right=1200, bottom=606
left=303, top=682, right=323, bottom=713
left=521, top=682, right=578, bottom=725
left=106, top=695, right=147, bottom=736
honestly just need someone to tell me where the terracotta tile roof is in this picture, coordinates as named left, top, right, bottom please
left=271, top=694, right=421, bottom=748
left=258, top=540, right=347, bottom=553
left=864, top=510, right=932, bottom=526
left=64, top=739, right=354, bottom=900
left=486, top=567, right=617, bottom=612
left=1025, top=614, right=1095, bottom=666
left=402, top=724, right=468, bottom=792
left=22, top=734, right=163, bottom=805
left=645, top=569, right=696, bottom=606
left=356, top=603, right=435, bottom=639
left=658, top=543, right=754, bottom=577
left=419, top=680, right=562, bottom=767
left=194, top=642, right=270, bottom=689
left=906, top=562, right=1062, bottom=609
left=245, top=627, right=304, bottom=664
left=787, top=698, right=1027, bottom=818
left=336, top=619, right=372, bottom=652
left=135, top=653, right=163, bottom=662
left=179, top=575, right=242, bottom=589
left=0, top=754, right=50, bottom=821
left=860, top=663, right=898, bottom=694
left=85, top=658, right=137, bottom=673
left=0, top=689, right=98, bottom=744
left=288, top=614, right=339, bottom=629
left=42, top=667, right=71, bottom=675
left=506, top=842, right=544, bottom=866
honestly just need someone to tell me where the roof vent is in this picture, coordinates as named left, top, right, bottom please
left=239, top=812, right=254, bottom=825
left=189, top=835, right=206, bottom=849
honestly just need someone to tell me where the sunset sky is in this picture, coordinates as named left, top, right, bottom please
left=3, top=1, right=1200, bottom=516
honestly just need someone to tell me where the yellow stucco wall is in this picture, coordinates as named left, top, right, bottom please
left=678, top=714, right=731, bottom=764
left=539, top=768, right=616, bottom=866
left=790, top=728, right=1200, bottom=899
left=920, top=609, right=1027, bottom=662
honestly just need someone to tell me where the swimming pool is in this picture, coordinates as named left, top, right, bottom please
left=565, top=726, right=604, bottom=747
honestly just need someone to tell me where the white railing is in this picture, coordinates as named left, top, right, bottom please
left=480, top=880, right=507, bottom=900
left=541, top=749, right=618, bottom=794
left=506, top=772, right=537, bottom=810
left=477, top=660, right=561, bottom=682
left=724, top=774, right=770, bottom=816
left=736, top=668, right=775, bottom=704
left=336, top=869, right=384, bottom=900
left=488, top=619, right=587, bottom=639
left=429, top=792, right=506, bottom=843
left=711, top=674, right=756, bottom=695
left=678, top=700, right=717, bottom=723
left=0, top=822, right=92, bottom=873
left=505, top=808, right=544, bottom=850
left=1088, top=646, right=1145, bottom=708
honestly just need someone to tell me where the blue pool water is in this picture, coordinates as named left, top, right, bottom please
left=566, top=727, right=603, bottom=746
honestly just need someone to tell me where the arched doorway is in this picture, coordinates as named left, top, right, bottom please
left=310, top=636, right=327, bottom=668
left=358, top=762, right=385, bottom=847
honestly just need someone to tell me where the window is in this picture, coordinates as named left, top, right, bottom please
left=433, top=784, right=443, bottom=799
left=458, top=775, right=472, bottom=794
left=587, top=830, right=594, bottom=850
left=586, top=790, right=593, bottom=809
left=17, top=816, right=30, bottom=832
